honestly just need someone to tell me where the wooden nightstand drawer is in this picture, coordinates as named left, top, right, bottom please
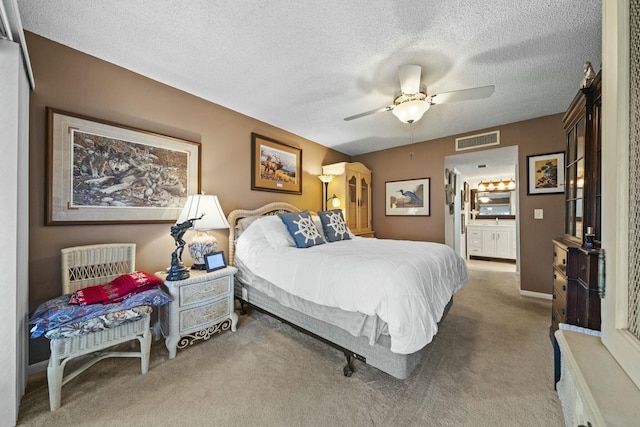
left=180, top=275, right=231, bottom=306
left=180, top=298, right=231, bottom=333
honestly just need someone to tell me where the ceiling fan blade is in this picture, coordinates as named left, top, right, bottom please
left=398, top=65, right=421, bottom=94
left=343, top=105, right=393, bottom=121
left=429, top=85, right=495, bottom=104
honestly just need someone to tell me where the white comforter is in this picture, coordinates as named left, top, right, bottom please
left=235, top=216, right=468, bottom=354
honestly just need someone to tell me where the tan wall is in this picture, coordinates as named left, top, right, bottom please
left=25, top=32, right=565, bottom=363
left=26, top=33, right=350, bottom=363
left=354, top=114, right=565, bottom=295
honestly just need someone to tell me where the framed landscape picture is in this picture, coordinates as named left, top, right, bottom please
left=47, top=108, right=201, bottom=225
left=251, top=133, right=302, bottom=194
left=385, top=177, right=431, bottom=216
left=526, top=151, right=565, bottom=195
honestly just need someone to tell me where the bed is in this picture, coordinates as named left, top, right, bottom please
left=227, top=202, right=468, bottom=379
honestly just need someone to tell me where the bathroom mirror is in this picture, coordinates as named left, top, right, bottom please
left=470, top=189, right=515, bottom=219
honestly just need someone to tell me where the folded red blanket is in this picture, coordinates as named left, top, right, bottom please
left=69, top=271, right=163, bottom=305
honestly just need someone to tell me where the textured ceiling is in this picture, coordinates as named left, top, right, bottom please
left=17, top=0, right=601, bottom=156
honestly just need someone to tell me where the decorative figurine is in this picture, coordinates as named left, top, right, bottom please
left=584, top=226, right=595, bottom=250
left=581, top=61, right=596, bottom=88
left=166, top=215, right=203, bottom=281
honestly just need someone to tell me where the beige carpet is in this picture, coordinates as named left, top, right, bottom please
left=17, top=269, right=564, bottom=427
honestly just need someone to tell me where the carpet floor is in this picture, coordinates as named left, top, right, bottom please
left=17, top=267, right=564, bottom=427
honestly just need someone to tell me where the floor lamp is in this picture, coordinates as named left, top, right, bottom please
left=317, top=174, right=335, bottom=210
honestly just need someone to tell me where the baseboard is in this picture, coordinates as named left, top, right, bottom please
left=27, top=360, right=48, bottom=376
left=520, top=289, right=553, bottom=300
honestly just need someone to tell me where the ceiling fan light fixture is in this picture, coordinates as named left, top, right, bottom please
left=392, top=100, right=430, bottom=124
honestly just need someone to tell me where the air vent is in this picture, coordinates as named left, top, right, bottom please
left=455, top=131, right=500, bottom=151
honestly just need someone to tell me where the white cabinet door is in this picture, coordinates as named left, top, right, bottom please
left=481, top=231, right=497, bottom=257
left=495, top=230, right=511, bottom=258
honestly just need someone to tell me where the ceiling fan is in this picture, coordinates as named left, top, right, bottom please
left=344, top=65, right=495, bottom=124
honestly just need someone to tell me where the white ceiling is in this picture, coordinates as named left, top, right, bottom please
left=16, top=1, right=601, bottom=156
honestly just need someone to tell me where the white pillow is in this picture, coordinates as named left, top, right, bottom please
left=311, top=215, right=326, bottom=240
left=236, top=215, right=261, bottom=236
left=258, top=215, right=296, bottom=248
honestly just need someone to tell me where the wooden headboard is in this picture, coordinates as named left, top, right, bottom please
left=226, top=202, right=301, bottom=266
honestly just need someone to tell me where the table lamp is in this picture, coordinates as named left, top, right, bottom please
left=176, top=194, right=230, bottom=270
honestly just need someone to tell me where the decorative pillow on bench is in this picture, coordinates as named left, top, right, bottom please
left=278, top=210, right=325, bottom=248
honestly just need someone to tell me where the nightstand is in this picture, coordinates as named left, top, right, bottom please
left=155, top=266, right=238, bottom=359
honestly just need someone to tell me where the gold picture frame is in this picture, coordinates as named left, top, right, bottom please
left=251, top=133, right=302, bottom=194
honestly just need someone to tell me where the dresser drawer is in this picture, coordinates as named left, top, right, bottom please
left=179, top=298, right=231, bottom=333
left=552, top=288, right=567, bottom=315
left=180, top=275, right=231, bottom=306
left=553, top=244, right=568, bottom=274
left=551, top=305, right=565, bottom=331
left=553, top=271, right=568, bottom=302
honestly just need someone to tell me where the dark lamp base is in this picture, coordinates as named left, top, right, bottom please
left=190, top=263, right=207, bottom=270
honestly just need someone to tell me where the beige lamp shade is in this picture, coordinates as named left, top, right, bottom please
left=176, top=194, right=229, bottom=269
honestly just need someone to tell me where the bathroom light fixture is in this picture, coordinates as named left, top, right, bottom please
left=477, top=178, right=517, bottom=191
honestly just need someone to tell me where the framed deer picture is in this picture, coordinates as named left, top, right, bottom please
left=251, top=133, right=302, bottom=194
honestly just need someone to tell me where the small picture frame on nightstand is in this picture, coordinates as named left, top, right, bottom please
left=205, top=251, right=227, bottom=272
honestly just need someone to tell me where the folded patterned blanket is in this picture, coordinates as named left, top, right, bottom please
left=29, top=287, right=173, bottom=338
left=69, top=271, right=164, bottom=305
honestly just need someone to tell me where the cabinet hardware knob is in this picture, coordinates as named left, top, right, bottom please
left=553, top=252, right=556, bottom=258
left=553, top=294, right=556, bottom=299
left=562, top=259, right=566, bottom=265
left=553, top=274, right=556, bottom=279
left=562, top=285, right=566, bottom=291
left=561, top=308, right=566, bottom=315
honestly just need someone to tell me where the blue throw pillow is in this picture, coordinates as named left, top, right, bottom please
left=278, top=210, right=325, bottom=248
left=318, top=209, right=351, bottom=242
